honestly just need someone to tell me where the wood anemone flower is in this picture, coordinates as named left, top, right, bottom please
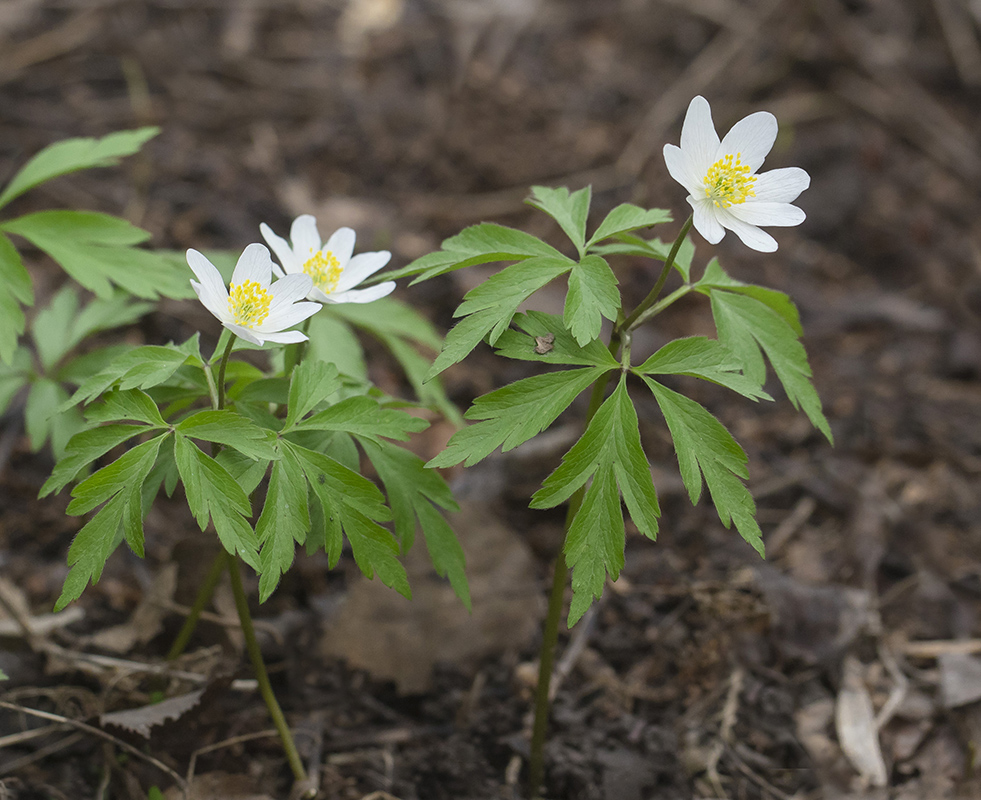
left=260, top=214, right=396, bottom=304
left=663, top=95, right=810, bottom=252
left=186, top=243, right=321, bottom=346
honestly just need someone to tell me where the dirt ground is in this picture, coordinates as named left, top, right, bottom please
left=2, top=0, right=981, bottom=798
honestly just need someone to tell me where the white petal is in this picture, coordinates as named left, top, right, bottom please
left=266, top=273, right=314, bottom=315
left=680, top=96, right=720, bottom=176
left=752, top=167, right=810, bottom=203
left=290, top=215, right=322, bottom=258
left=254, top=329, right=309, bottom=344
left=231, top=243, right=273, bottom=287
left=327, top=282, right=396, bottom=305
left=688, top=197, right=725, bottom=245
left=321, top=227, right=356, bottom=267
left=717, top=110, right=777, bottom=173
left=728, top=201, right=805, bottom=228
left=223, top=322, right=264, bottom=346
left=716, top=210, right=779, bottom=252
left=334, top=250, right=391, bottom=293
left=257, top=300, right=321, bottom=332
left=663, top=144, right=702, bottom=196
left=260, top=223, right=298, bottom=277
left=186, top=249, right=230, bottom=319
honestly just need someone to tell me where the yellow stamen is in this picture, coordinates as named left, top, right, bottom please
left=228, top=279, right=272, bottom=327
left=703, top=153, right=756, bottom=208
left=303, top=249, right=343, bottom=293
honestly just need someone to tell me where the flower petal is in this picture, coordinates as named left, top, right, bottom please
left=327, top=282, right=397, bottom=305
left=680, top=96, right=720, bottom=177
left=334, top=250, right=391, bottom=293
left=256, top=300, right=321, bottom=332
left=231, top=243, right=274, bottom=287
left=186, top=249, right=230, bottom=320
left=716, top=210, right=779, bottom=252
left=321, top=227, right=356, bottom=267
left=727, top=201, right=805, bottom=228
left=290, top=215, right=322, bottom=258
left=260, top=223, right=298, bottom=277
left=266, top=273, right=315, bottom=315
left=223, top=322, right=264, bottom=346
left=663, top=143, right=702, bottom=197
left=751, top=167, right=810, bottom=203
left=688, top=197, right=725, bottom=245
left=717, top=110, right=777, bottom=172
left=253, top=329, right=309, bottom=344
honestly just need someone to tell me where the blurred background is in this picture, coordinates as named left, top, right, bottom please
left=2, top=1, right=981, bottom=798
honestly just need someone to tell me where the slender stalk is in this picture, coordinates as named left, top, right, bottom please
left=527, top=370, right=613, bottom=799
left=165, top=553, right=225, bottom=661
left=528, top=215, right=694, bottom=797
left=215, top=334, right=236, bottom=411
left=619, top=214, right=693, bottom=332
left=630, top=283, right=695, bottom=330
left=225, top=551, right=308, bottom=785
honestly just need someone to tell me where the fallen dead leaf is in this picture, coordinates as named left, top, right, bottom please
left=163, top=771, right=273, bottom=800
left=836, top=656, right=888, bottom=788
left=939, top=651, right=981, bottom=709
left=322, top=499, right=544, bottom=693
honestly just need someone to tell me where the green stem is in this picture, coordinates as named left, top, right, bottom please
left=166, top=553, right=225, bottom=661
left=226, top=551, right=308, bottom=785
left=619, top=213, right=693, bottom=332
left=631, top=283, right=695, bottom=329
left=216, top=333, right=237, bottom=411
left=527, top=370, right=613, bottom=799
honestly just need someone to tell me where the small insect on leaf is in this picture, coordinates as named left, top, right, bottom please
left=534, top=333, right=555, bottom=354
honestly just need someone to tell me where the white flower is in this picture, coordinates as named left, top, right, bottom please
left=663, top=96, right=809, bottom=253
left=259, top=215, right=396, bottom=304
left=186, top=243, right=321, bottom=346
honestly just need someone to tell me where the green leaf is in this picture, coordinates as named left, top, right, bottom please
left=67, top=344, right=192, bottom=408
left=564, top=255, right=620, bottom=346
left=176, top=409, right=278, bottom=460
left=40, top=423, right=148, bottom=497
left=294, top=395, right=428, bottom=443
left=0, top=347, right=30, bottom=414
left=85, top=388, right=168, bottom=428
left=526, top=185, right=591, bottom=256
left=642, top=376, right=763, bottom=556
left=0, top=235, right=28, bottom=364
left=585, top=204, right=672, bottom=249
left=284, top=360, right=342, bottom=430
left=415, top=501, right=471, bottom=611
left=480, top=310, right=621, bottom=368
left=329, top=296, right=443, bottom=351
left=361, top=437, right=459, bottom=550
left=428, top=367, right=609, bottom=468
left=0, top=127, right=158, bottom=210
left=173, top=434, right=260, bottom=570
left=530, top=378, right=659, bottom=623
left=55, top=494, right=126, bottom=610
left=696, top=258, right=802, bottom=332
left=590, top=234, right=694, bottom=283
left=302, top=313, right=367, bottom=382
left=216, top=448, right=270, bottom=496
left=256, top=446, right=309, bottom=601
left=383, top=223, right=566, bottom=283
left=429, top=256, right=573, bottom=377
left=25, top=378, right=81, bottom=455
left=67, top=435, right=165, bottom=516
left=705, top=288, right=831, bottom=442
left=2, top=211, right=194, bottom=301
left=375, top=332, right=462, bottom=424
left=634, top=337, right=771, bottom=401
left=342, top=509, right=411, bottom=599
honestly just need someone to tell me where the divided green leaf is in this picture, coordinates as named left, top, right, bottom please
left=526, top=185, right=591, bottom=256
left=585, top=204, right=672, bottom=249
left=492, top=311, right=620, bottom=368
left=642, top=377, right=763, bottom=556
left=429, top=367, right=610, bottom=469
left=531, top=378, right=660, bottom=624
left=256, top=445, right=309, bottom=601
left=564, top=255, right=620, bottom=345
left=634, top=337, right=771, bottom=401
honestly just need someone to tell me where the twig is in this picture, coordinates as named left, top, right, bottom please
left=186, top=729, right=277, bottom=786
left=0, top=733, right=85, bottom=776
left=0, top=701, right=187, bottom=796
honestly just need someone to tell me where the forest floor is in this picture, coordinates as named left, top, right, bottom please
left=2, top=1, right=981, bottom=798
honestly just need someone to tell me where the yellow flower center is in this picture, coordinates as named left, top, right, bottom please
left=303, top=249, right=343, bottom=293
left=703, top=153, right=757, bottom=208
left=228, top=279, right=272, bottom=327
